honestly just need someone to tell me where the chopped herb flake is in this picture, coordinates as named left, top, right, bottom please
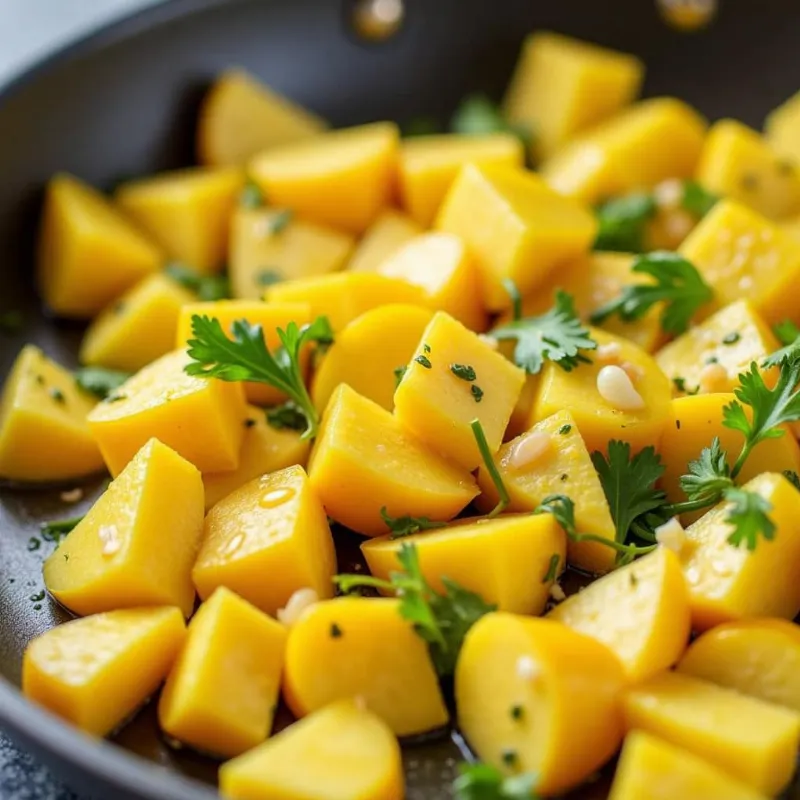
left=542, top=553, right=560, bottom=583
left=722, top=332, right=741, bottom=346
left=74, top=367, right=131, bottom=400
left=49, top=387, right=65, bottom=404
left=450, top=364, right=477, bottom=382
left=329, top=623, right=343, bottom=638
left=268, top=209, right=293, bottom=234
left=558, top=424, right=572, bottom=435
left=239, top=179, right=264, bottom=209
left=415, top=354, right=432, bottom=369
left=266, top=401, right=307, bottom=433
left=256, top=269, right=283, bottom=287
left=380, top=507, right=445, bottom=539
left=471, top=384, right=484, bottom=403
left=27, top=538, right=41, bottom=552
left=393, top=365, right=408, bottom=388
left=510, top=704, right=524, bottom=721
left=501, top=749, right=518, bottom=767
left=40, top=515, right=84, bottom=541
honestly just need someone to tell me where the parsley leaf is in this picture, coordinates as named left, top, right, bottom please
left=450, top=94, right=532, bottom=148
left=679, top=437, right=733, bottom=504
left=266, top=401, right=307, bottom=432
left=165, top=262, right=230, bottom=302
left=239, top=179, right=264, bottom=209
left=593, top=192, right=657, bottom=253
left=783, top=469, right=800, bottom=491
left=763, top=329, right=800, bottom=368
left=380, top=507, right=445, bottom=539
left=74, top=367, right=131, bottom=400
left=491, top=290, right=597, bottom=375
left=680, top=180, right=718, bottom=217
left=453, top=762, right=539, bottom=800
left=773, top=320, right=800, bottom=347
left=724, top=488, right=776, bottom=551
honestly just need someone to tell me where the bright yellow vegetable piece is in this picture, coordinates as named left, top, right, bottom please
left=362, top=513, right=566, bottom=616
left=622, top=670, right=800, bottom=795
left=88, top=349, right=247, bottom=476
left=0, top=345, right=104, bottom=482
left=158, top=587, right=287, bottom=758
left=765, top=90, right=800, bottom=165
left=609, top=731, right=770, bottom=800
left=436, top=164, right=597, bottom=310
left=283, top=598, right=448, bottom=736
left=398, top=133, right=523, bottom=226
left=347, top=209, right=422, bottom=273
left=456, top=613, right=625, bottom=796
left=503, top=32, right=644, bottom=160
left=308, top=385, right=478, bottom=536
left=197, top=69, right=327, bottom=167
left=23, top=607, right=185, bottom=737
left=79, top=273, right=194, bottom=372
left=115, top=167, right=243, bottom=274
left=548, top=548, right=691, bottom=680
left=541, top=98, right=706, bottom=205
left=37, top=173, right=161, bottom=318
left=43, top=438, right=204, bottom=616
left=193, top=465, right=336, bottom=615
left=394, top=312, right=524, bottom=471
left=695, top=119, right=800, bottom=220
left=219, top=699, right=404, bottom=800
left=229, top=207, right=353, bottom=300
left=249, top=122, right=399, bottom=234
left=311, top=304, right=434, bottom=413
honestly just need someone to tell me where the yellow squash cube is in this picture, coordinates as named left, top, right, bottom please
left=503, top=32, right=644, bottom=160
left=193, top=465, right=336, bottom=616
left=765, top=90, right=800, bottom=165
left=158, top=587, right=287, bottom=758
left=23, top=607, right=185, bottom=737
left=0, top=345, right=104, bottom=482
left=43, top=438, right=204, bottom=617
left=87, top=349, right=247, bottom=476
left=249, top=122, right=399, bottom=234
left=116, top=167, right=243, bottom=274
left=347, top=209, right=422, bottom=273
left=308, top=384, right=478, bottom=537
left=37, top=173, right=161, bottom=318
left=436, top=164, right=597, bottom=310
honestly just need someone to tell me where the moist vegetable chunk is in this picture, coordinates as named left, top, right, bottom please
left=347, top=210, right=422, bottom=273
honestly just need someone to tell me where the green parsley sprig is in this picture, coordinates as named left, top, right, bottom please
left=165, top=262, right=230, bottom=302
left=594, top=192, right=657, bottom=253
left=380, top=507, right=445, bottom=539
left=453, top=763, right=538, bottom=800
left=450, top=94, right=532, bottom=148
left=74, top=367, right=131, bottom=400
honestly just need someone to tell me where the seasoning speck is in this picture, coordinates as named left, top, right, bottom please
left=450, top=364, right=476, bottom=382
left=501, top=749, right=518, bottom=767
left=510, top=704, right=524, bottom=721
left=558, top=424, right=572, bottom=435
left=244, top=418, right=256, bottom=428
left=27, top=538, right=41, bottom=552
left=330, top=622, right=343, bottom=638
left=49, top=387, right=65, bottom=404
left=471, top=385, right=484, bottom=403
left=423, top=343, right=431, bottom=354
left=722, top=331, right=741, bottom=345
left=415, top=355, right=432, bottom=369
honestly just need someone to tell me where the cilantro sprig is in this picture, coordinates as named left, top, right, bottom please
left=450, top=94, right=532, bottom=148
left=165, top=262, right=230, bottom=302
left=724, top=488, right=776, bottom=550
left=74, top=367, right=131, bottom=400
left=453, top=763, right=538, bottom=800
left=594, top=192, right=657, bottom=253
left=380, top=507, right=445, bottom=539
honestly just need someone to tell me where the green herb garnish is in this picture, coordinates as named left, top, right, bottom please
left=266, top=401, right=307, bottom=432
left=542, top=553, right=560, bottom=583
left=255, top=269, right=283, bottom=287
left=471, top=385, right=484, bottom=403
left=594, top=192, right=657, bottom=253
left=74, top=367, right=131, bottom=400
left=415, top=355, right=432, bottom=369
left=450, top=94, right=532, bottom=147
left=268, top=209, right=293, bottom=235
left=165, top=262, right=230, bottom=302
left=724, top=488, right=775, bottom=551
left=451, top=364, right=477, bottom=381
left=680, top=180, right=718, bottom=217
left=393, top=365, right=408, bottom=388
left=49, top=387, right=65, bottom=404
left=380, top=507, right=445, bottom=539
left=471, top=419, right=508, bottom=517
left=239, top=180, right=264, bottom=209
left=453, top=763, right=538, bottom=800
left=40, top=516, right=84, bottom=540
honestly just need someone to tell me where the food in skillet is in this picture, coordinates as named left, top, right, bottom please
left=8, top=29, right=800, bottom=800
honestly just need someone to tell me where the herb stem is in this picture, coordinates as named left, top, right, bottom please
left=630, top=520, right=657, bottom=542
left=471, top=419, right=508, bottom=517
left=661, top=497, right=717, bottom=517
left=503, top=278, right=522, bottom=322
left=334, top=574, right=395, bottom=594
left=730, top=443, right=752, bottom=480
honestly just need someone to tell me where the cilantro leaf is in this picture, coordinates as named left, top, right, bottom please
left=165, top=262, right=230, bottom=302
left=491, top=290, right=597, bottom=375
left=773, top=320, right=800, bottom=347
left=680, top=180, right=718, bottom=218
left=679, top=437, right=733, bottom=504
left=763, top=331, right=800, bottom=368
left=74, top=367, right=131, bottom=399
left=239, top=179, right=264, bottom=209
left=266, top=401, right=307, bottom=432
left=724, top=488, right=776, bottom=551
left=380, top=507, right=445, bottom=539
left=453, top=762, right=538, bottom=800
left=450, top=94, right=532, bottom=148
left=593, top=192, right=657, bottom=253
left=783, top=469, right=800, bottom=491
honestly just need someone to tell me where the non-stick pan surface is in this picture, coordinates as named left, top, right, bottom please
left=1, top=1, right=800, bottom=798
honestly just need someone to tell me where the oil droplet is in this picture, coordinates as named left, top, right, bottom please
left=223, top=532, right=245, bottom=557
left=259, top=487, right=295, bottom=509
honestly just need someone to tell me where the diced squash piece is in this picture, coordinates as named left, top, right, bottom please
left=398, top=133, right=523, bottom=226
left=308, top=385, right=478, bottom=536
left=680, top=472, right=800, bottom=631
left=311, top=304, right=434, bottom=413
left=456, top=613, right=625, bottom=795
left=198, top=69, right=327, bottom=167
left=436, top=164, right=597, bottom=310
left=43, top=438, right=204, bottom=617
left=0, top=345, right=104, bottom=482
left=679, top=199, right=800, bottom=325
left=115, top=167, right=243, bottom=274
left=765, top=90, right=800, bottom=165
left=477, top=410, right=617, bottom=574
left=363, top=513, right=566, bottom=616
left=37, top=173, right=161, bottom=318
left=622, top=670, right=800, bottom=795
left=547, top=548, right=691, bottom=680
left=347, top=210, right=422, bottom=273
left=264, top=272, right=426, bottom=332
left=158, top=587, right=287, bottom=757
left=249, top=122, right=399, bottom=234
left=219, top=699, right=403, bottom=800
left=505, top=373, right=540, bottom=442
left=609, top=731, right=770, bottom=800
left=695, top=119, right=800, bottom=220
left=23, top=607, right=185, bottom=737
left=503, top=32, right=644, bottom=160
left=87, top=349, right=247, bottom=476
left=80, top=274, right=194, bottom=372
left=229, top=207, right=353, bottom=300
left=193, top=465, right=335, bottom=615
left=781, top=212, right=800, bottom=241
left=541, top=98, right=707, bottom=205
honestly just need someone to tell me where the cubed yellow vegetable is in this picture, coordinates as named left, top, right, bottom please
left=284, top=598, right=448, bottom=736
left=23, top=607, right=185, bottom=737
left=695, top=119, right=800, bottom=219
left=398, top=133, right=523, bottom=226
left=193, top=465, right=335, bottom=615
left=436, top=164, right=597, bottom=310
left=347, top=210, right=422, bottom=273
left=548, top=548, right=691, bottom=680
left=158, top=587, right=287, bottom=758
left=456, top=613, right=625, bottom=796
left=43, top=438, right=204, bottom=617
left=609, top=731, right=770, bottom=800
left=781, top=212, right=800, bottom=241
left=197, top=69, right=327, bottom=167
left=541, top=98, right=707, bottom=204
left=622, top=670, right=800, bottom=795
left=311, top=304, right=434, bottom=413
left=219, top=700, right=403, bottom=800
left=229, top=206, right=353, bottom=300
left=765, top=90, right=800, bottom=165
left=79, top=274, right=194, bottom=372
left=249, top=122, right=399, bottom=234
left=115, top=167, right=243, bottom=274
left=680, top=472, right=800, bottom=631
left=503, top=32, right=644, bottom=160
left=37, top=173, right=161, bottom=318
left=87, top=349, right=247, bottom=476
left=308, top=385, right=478, bottom=536
left=362, top=513, right=566, bottom=616
left=0, top=345, right=104, bottom=482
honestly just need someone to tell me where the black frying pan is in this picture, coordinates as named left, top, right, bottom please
left=1, top=1, right=799, bottom=798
